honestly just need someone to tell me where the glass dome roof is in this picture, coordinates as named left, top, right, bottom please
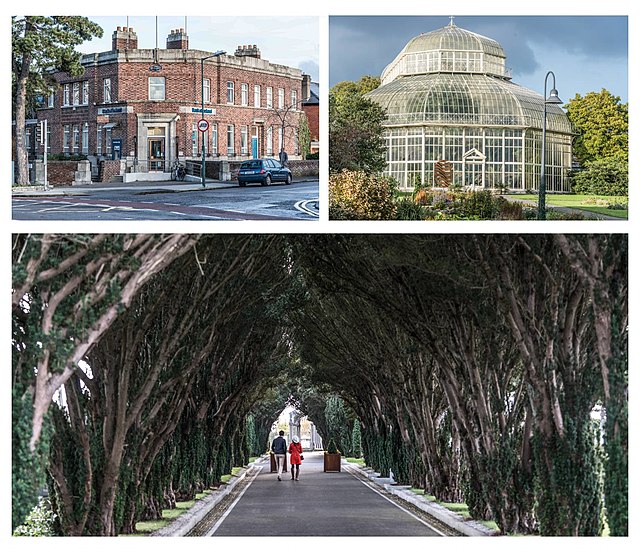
left=381, top=22, right=510, bottom=84
left=404, top=23, right=504, bottom=57
left=366, top=72, right=573, bottom=134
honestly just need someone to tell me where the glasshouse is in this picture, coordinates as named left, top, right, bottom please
left=365, top=21, right=574, bottom=192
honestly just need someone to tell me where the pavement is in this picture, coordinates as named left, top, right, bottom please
left=11, top=176, right=318, bottom=197
left=155, top=452, right=496, bottom=537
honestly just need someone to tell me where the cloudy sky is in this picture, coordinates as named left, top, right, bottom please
left=76, top=16, right=320, bottom=82
left=330, top=16, right=628, bottom=103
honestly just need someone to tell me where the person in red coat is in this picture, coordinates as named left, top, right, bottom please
left=289, top=436, right=303, bottom=481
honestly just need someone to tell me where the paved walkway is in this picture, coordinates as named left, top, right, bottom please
left=209, top=452, right=442, bottom=536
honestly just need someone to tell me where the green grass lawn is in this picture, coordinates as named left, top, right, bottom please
left=508, top=194, right=628, bottom=219
left=346, top=457, right=366, bottom=465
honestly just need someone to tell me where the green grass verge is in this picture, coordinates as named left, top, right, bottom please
left=508, top=194, right=628, bottom=218
left=195, top=489, right=213, bottom=500
left=346, top=457, right=366, bottom=465
left=481, top=520, right=500, bottom=532
left=134, top=519, right=169, bottom=534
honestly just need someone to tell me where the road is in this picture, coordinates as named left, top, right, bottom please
left=12, top=180, right=319, bottom=221
left=198, top=452, right=444, bottom=537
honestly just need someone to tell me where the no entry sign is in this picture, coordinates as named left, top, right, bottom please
left=197, top=119, right=209, bottom=132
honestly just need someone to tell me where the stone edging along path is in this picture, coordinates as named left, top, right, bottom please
left=342, top=460, right=496, bottom=537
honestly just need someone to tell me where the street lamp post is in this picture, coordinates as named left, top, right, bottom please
left=200, top=50, right=225, bottom=187
left=538, top=70, right=563, bottom=220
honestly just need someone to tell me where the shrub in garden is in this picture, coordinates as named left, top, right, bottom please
left=329, top=170, right=397, bottom=220
left=457, top=190, right=502, bottom=219
left=13, top=498, right=56, bottom=536
left=571, top=158, right=628, bottom=196
left=497, top=200, right=525, bottom=220
left=396, top=197, right=427, bottom=220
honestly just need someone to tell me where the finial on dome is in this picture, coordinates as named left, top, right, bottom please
left=448, top=16, right=456, bottom=27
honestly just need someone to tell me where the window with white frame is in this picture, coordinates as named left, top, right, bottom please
left=211, top=123, right=218, bottom=155
left=63, top=125, right=70, bottom=153
left=278, top=126, right=283, bottom=152
left=203, top=78, right=211, bottom=103
left=82, top=123, right=89, bottom=154
left=266, top=87, right=273, bottom=108
left=227, top=125, right=234, bottom=155
left=227, top=81, right=234, bottom=104
left=254, top=85, right=261, bottom=107
left=105, top=127, right=112, bottom=154
left=103, top=78, right=112, bottom=103
left=241, top=125, right=248, bottom=154
left=266, top=125, right=273, bottom=155
left=48, top=91, right=55, bottom=108
left=192, top=123, right=198, bottom=156
left=82, top=81, right=89, bottom=105
left=241, top=83, right=248, bottom=106
left=291, top=90, right=297, bottom=109
left=25, top=127, right=31, bottom=148
left=63, top=84, right=70, bottom=106
left=96, top=124, right=102, bottom=155
left=278, top=88, right=284, bottom=109
left=46, top=124, right=51, bottom=153
left=72, top=124, right=79, bottom=153
left=149, top=77, right=165, bottom=100
left=294, top=127, right=299, bottom=154
left=72, top=82, right=80, bottom=105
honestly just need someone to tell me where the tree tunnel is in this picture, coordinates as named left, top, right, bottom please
left=12, top=234, right=627, bottom=536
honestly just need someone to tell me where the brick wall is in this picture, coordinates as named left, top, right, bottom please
left=99, top=160, right=122, bottom=182
left=224, top=159, right=318, bottom=180
left=47, top=161, right=79, bottom=186
left=37, top=46, right=306, bottom=162
left=302, top=104, right=319, bottom=141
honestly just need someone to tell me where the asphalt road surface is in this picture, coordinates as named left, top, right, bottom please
left=12, top=181, right=319, bottom=221
left=206, top=452, right=443, bottom=536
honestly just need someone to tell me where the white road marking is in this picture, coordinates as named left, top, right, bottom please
left=346, top=468, right=447, bottom=536
left=294, top=199, right=320, bottom=217
left=204, top=466, right=264, bottom=536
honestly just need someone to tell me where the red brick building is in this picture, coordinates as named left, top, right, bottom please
left=36, top=26, right=311, bottom=176
left=301, top=81, right=319, bottom=154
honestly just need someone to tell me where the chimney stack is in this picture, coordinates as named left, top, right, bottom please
left=167, top=28, right=189, bottom=50
left=234, top=44, right=261, bottom=59
left=112, top=27, right=138, bottom=51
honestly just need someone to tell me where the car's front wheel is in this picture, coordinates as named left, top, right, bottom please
left=285, top=173, right=292, bottom=185
left=239, top=180, right=246, bottom=187
left=262, top=174, right=272, bottom=186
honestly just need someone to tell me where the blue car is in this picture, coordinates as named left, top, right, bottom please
left=237, top=158, right=292, bottom=187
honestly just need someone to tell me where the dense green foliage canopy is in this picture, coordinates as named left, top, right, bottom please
left=12, top=234, right=627, bottom=537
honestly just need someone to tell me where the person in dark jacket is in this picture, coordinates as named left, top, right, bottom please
left=271, top=430, right=287, bottom=481
left=279, top=148, right=288, bottom=166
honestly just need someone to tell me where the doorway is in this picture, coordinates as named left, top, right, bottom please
left=148, top=137, right=165, bottom=171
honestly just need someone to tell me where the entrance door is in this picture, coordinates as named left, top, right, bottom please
left=251, top=126, right=259, bottom=158
left=464, top=161, right=484, bottom=188
left=148, top=138, right=165, bottom=171
left=463, top=148, right=486, bottom=189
